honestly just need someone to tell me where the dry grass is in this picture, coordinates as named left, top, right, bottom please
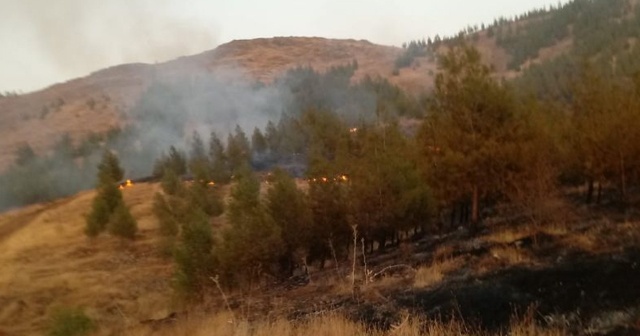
left=0, top=183, right=174, bottom=335
left=129, top=310, right=567, bottom=336
left=489, top=246, right=532, bottom=265
left=540, top=222, right=570, bottom=236
left=413, top=257, right=463, bottom=288
left=484, top=226, right=534, bottom=244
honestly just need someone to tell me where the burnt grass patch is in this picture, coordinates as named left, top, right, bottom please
left=392, top=248, right=640, bottom=333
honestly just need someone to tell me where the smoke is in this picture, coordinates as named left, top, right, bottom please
left=0, top=0, right=218, bottom=91
left=0, top=60, right=393, bottom=212
left=119, top=69, right=289, bottom=177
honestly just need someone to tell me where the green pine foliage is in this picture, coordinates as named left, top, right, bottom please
left=218, top=170, right=284, bottom=285
left=84, top=197, right=110, bottom=237
left=160, top=167, right=183, bottom=196
left=152, top=192, right=180, bottom=237
left=265, top=168, right=312, bottom=275
left=173, top=209, right=216, bottom=298
left=84, top=150, right=137, bottom=239
left=98, top=150, right=124, bottom=183
left=107, top=203, right=138, bottom=239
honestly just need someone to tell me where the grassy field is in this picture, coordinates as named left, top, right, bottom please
left=0, top=183, right=174, bottom=335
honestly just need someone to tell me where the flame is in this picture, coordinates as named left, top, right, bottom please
left=207, top=181, right=215, bottom=186
left=119, top=185, right=124, bottom=190
left=322, top=177, right=328, bottom=183
left=349, top=127, right=358, bottom=133
left=341, top=175, right=348, bottom=181
left=126, top=179, right=133, bottom=187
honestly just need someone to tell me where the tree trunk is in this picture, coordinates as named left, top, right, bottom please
left=471, top=185, right=479, bottom=232
left=586, top=179, right=594, bottom=204
left=596, top=181, right=602, bottom=205
left=620, top=154, right=627, bottom=201
left=450, top=206, right=456, bottom=228
left=464, top=202, right=470, bottom=224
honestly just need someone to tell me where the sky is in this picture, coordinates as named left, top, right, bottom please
left=0, top=0, right=571, bottom=93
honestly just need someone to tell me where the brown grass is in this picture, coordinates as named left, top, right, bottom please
left=0, top=183, right=174, bottom=335
left=489, top=246, right=532, bottom=265
left=129, top=310, right=567, bottom=336
left=413, top=257, right=464, bottom=288
left=484, top=226, right=534, bottom=244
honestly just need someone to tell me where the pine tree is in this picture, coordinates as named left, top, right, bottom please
left=85, top=150, right=137, bottom=239
left=219, top=169, right=283, bottom=284
left=97, top=150, right=124, bottom=183
left=108, top=203, right=138, bottom=239
left=189, top=131, right=210, bottom=180
left=160, top=168, right=182, bottom=196
left=208, top=132, right=231, bottom=184
left=152, top=192, right=180, bottom=236
left=419, top=44, right=521, bottom=231
left=251, top=127, right=268, bottom=154
left=266, top=168, right=312, bottom=275
left=226, top=126, right=251, bottom=174
left=173, top=209, right=216, bottom=298
left=85, top=197, right=109, bottom=237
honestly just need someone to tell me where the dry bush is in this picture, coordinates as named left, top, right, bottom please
left=413, top=257, right=463, bottom=288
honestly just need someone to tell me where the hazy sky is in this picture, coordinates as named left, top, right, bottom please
left=0, top=0, right=570, bottom=93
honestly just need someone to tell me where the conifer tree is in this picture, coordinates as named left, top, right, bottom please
left=251, top=127, right=268, bottom=154
left=85, top=150, right=137, bottom=239
left=420, top=44, right=522, bottom=230
left=108, top=203, right=138, bottom=239
left=189, top=131, right=210, bottom=180
left=173, top=209, right=216, bottom=298
left=266, top=168, right=312, bottom=275
left=219, top=168, right=283, bottom=284
left=208, top=131, right=231, bottom=184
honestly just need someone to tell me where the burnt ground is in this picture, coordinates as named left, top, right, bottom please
left=146, top=202, right=640, bottom=335
left=276, top=216, right=640, bottom=335
left=395, top=248, right=640, bottom=334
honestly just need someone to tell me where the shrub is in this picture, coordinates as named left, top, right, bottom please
left=47, top=307, right=95, bottom=336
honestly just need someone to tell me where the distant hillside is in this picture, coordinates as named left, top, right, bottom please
left=3, top=0, right=640, bottom=172
left=0, top=38, right=403, bottom=173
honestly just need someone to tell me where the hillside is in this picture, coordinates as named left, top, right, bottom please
left=1, top=181, right=640, bottom=335
left=0, top=38, right=402, bottom=173
left=5, top=1, right=640, bottom=334
left=4, top=0, right=628, bottom=175
left=0, top=27, right=560, bottom=174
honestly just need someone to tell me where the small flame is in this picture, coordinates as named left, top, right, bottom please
left=207, top=181, right=215, bottom=186
left=349, top=127, right=358, bottom=133
left=341, top=175, right=348, bottom=181
left=126, top=179, right=133, bottom=187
